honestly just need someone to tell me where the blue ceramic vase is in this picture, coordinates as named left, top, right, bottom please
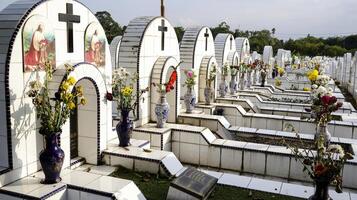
left=155, top=93, right=169, bottom=128
left=39, top=132, right=64, bottom=184
left=184, top=87, right=196, bottom=113
left=116, top=109, right=133, bottom=147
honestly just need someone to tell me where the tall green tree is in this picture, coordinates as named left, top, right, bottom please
left=95, top=11, right=123, bottom=43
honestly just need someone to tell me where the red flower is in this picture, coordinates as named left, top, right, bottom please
left=321, top=95, right=331, bottom=106
left=166, top=70, right=177, bottom=93
left=106, top=92, right=113, bottom=101
left=314, top=163, right=327, bottom=176
left=336, top=102, right=343, bottom=108
left=328, top=96, right=337, bottom=105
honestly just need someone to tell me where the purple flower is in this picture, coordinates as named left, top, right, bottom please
left=187, top=70, right=193, bottom=78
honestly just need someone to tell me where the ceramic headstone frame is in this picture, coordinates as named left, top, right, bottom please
left=118, top=16, right=180, bottom=125
left=180, top=26, right=217, bottom=104
left=235, top=37, right=250, bottom=63
left=0, top=0, right=112, bottom=187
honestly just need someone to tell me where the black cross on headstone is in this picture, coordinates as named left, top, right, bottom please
left=230, top=36, right=233, bottom=50
left=204, top=29, right=209, bottom=51
left=58, top=3, right=81, bottom=53
left=158, top=19, right=168, bottom=51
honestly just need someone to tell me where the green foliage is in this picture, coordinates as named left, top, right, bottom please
left=95, top=11, right=123, bottom=43
left=174, top=26, right=185, bottom=42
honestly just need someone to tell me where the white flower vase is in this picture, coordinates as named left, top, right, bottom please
left=247, top=72, right=252, bottom=89
left=229, top=75, right=238, bottom=95
left=239, top=72, right=245, bottom=90
left=184, top=87, right=196, bottom=113
left=219, top=76, right=228, bottom=97
left=155, top=93, right=169, bottom=128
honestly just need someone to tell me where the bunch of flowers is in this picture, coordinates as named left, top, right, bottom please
left=111, top=67, right=149, bottom=114
left=312, top=94, right=343, bottom=125
left=27, top=62, right=86, bottom=135
left=239, top=62, right=249, bottom=73
left=230, top=65, right=238, bottom=76
left=277, top=66, right=285, bottom=76
left=307, top=69, right=319, bottom=83
left=152, top=63, right=180, bottom=94
left=282, top=128, right=353, bottom=194
left=207, top=64, right=218, bottom=87
left=275, top=78, right=282, bottom=87
left=222, top=63, right=230, bottom=76
left=315, top=75, right=330, bottom=87
left=184, top=70, right=197, bottom=88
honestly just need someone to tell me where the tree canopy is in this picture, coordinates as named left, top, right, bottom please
left=95, top=11, right=124, bottom=43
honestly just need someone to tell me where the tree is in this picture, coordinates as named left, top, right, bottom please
left=174, top=27, right=185, bottom=42
left=211, top=22, right=234, bottom=38
left=95, top=11, right=123, bottom=43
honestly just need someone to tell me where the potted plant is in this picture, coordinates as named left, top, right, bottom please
left=152, top=67, right=178, bottom=128
left=205, top=64, right=217, bottom=105
left=110, top=67, right=148, bottom=147
left=283, top=125, right=353, bottom=200
left=219, top=63, right=230, bottom=97
left=27, top=62, right=86, bottom=184
left=183, top=69, right=197, bottom=113
left=229, top=65, right=238, bottom=95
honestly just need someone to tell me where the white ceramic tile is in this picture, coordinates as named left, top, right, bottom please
left=247, top=178, right=282, bottom=194
left=79, top=191, right=111, bottom=200
left=200, top=169, right=223, bottom=179
left=280, top=183, right=314, bottom=199
left=218, top=173, right=251, bottom=188
left=329, top=190, right=351, bottom=200
left=134, top=160, right=160, bottom=174
left=61, top=170, right=101, bottom=187
left=207, top=146, right=221, bottom=168
left=0, top=193, right=22, bottom=200
left=161, top=153, right=183, bottom=176
left=266, top=154, right=290, bottom=178
left=243, top=151, right=266, bottom=174
left=221, top=148, right=242, bottom=171
left=179, top=143, right=199, bottom=164
left=85, top=175, right=132, bottom=194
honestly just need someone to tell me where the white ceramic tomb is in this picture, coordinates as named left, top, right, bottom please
left=118, top=16, right=180, bottom=125
left=179, top=26, right=218, bottom=103
left=235, top=37, right=250, bottom=63
left=109, top=35, right=122, bottom=70
left=214, top=33, right=239, bottom=85
left=0, top=0, right=115, bottom=187
left=343, top=53, right=352, bottom=87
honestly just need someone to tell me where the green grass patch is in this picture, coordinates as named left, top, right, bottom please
left=110, top=167, right=303, bottom=200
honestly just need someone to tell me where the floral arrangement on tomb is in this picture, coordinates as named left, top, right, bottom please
left=111, top=67, right=149, bottom=114
left=311, top=93, right=342, bottom=126
left=207, top=64, right=217, bottom=87
left=222, top=63, right=230, bottom=77
left=283, top=124, right=353, bottom=197
left=238, top=62, right=249, bottom=73
left=183, top=70, right=197, bottom=88
left=274, top=78, right=282, bottom=87
left=27, top=62, right=86, bottom=135
left=277, top=66, right=285, bottom=76
left=152, top=64, right=180, bottom=94
left=230, top=65, right=238, bottom=76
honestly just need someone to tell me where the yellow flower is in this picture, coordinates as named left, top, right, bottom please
left=308, top=69, right=319, bottom=81
left=121, top=86, right=133, bottom=97
left=76, top=86, right=83, bottom=97
left=67, top=77, right=76, bottom=86
left=278, top=67, right=285, bottom=75
left=61, top=82, right=70, bottom=91
left=303, top=87, right=311, bottom=91
left=68, top=101, right=76, bottom=110
left=80, top=98, right=86, bottom=105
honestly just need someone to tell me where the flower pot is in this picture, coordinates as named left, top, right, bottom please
left=39, top=132, right=65, bottom=184
left=204, top=87, right=212, bottom=105
left=260, top=71, right=267, bottom=87
left=219, top=76, right=228, bottom=97
left=184, top=87, right=196, bottom=113
left=229, top=75, right=238, bottom=94
left=116, top=109, right=133, bottom=147
left=239, top=73, right=245, bottom=90
left=309, top=177, right=332, bottom=200
left=155, top=93, right=169, bottom=128
left=247, top=72, right=252, bottom=89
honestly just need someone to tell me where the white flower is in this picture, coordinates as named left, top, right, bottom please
left=327, top=145, right=345, bottom=159
left=312, top=84, right=318, bottom=89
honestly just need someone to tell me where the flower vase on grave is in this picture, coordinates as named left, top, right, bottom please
left=39, top=132, right=64, bottom=184
left=184, top=87, right=196, bottom=113
left=253, top=70, right=257, bottom=85
left=204, top=87, right=213, bottom=105
left=229, top=75, right=238, bottom=95
left=309, top=175, right=332, bottom=200
left=247, top=71, right=252, bottom=89
left=260, top=70, right=267, bottom=87
left=239, top=72, right=245, bottom=90
left=155, top=92, right=170, bottom=128
left=219, top=76, right=228, bottom=97
left=116, top=109, right=133, bottom=147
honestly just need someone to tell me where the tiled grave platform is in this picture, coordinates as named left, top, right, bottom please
left=0, top=169, right=145, bottom=200
left=199, top=168, right=356, bottom=200
left=182, top=105, right=357, bottom=138
left=130, top=123, right=357, bottom=189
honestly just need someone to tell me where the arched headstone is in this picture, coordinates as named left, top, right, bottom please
left=263, top=46, right=273, bottom=65
left=180, top=27, right=217, bottom=102
left=110, top=36, right=122, bottom=69
left=118, top=16, right=180, bottom=124
left=235, top=37, right=250, bottom=62
left=214, top=33, right=236, bottom=67
left=0, top=0, right=112, bottom=184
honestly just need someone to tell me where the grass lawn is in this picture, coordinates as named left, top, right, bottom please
left=110, top=167, right=303, bottom=200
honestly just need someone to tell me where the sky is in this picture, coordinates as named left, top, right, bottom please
left=1, top=0, right=357, bottom=40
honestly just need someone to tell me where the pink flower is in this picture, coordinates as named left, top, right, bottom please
left=187, top=70, right=193, bottom=78
left=328, top=96, right=337, bottom=105
left=321, top=95, right=331, bottom=106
